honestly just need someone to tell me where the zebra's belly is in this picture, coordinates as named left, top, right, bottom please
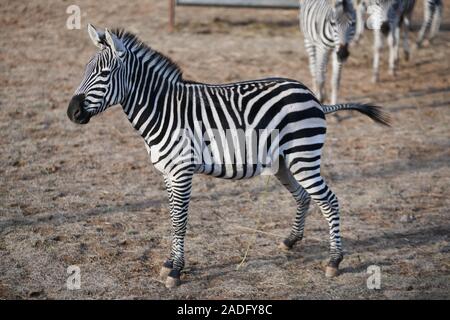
left=195, top=162, right=278, bottom=179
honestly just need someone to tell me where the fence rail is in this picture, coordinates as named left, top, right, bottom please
left=169, top=0, right=300, bottom=31
left=176, top=0, right=299, bottom=8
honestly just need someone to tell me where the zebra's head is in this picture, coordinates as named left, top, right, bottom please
left=68, top=24, right=127, bottom=125
left=330, top=0, right=356, bottom=62
left=366, top=0, right=398, bottom=36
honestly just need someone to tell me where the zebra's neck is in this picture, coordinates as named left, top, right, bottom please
left=121, top=44, right=187, bottom=145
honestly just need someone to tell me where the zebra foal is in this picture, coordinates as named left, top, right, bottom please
left=299, top=0, right=356, bottom=105
left=68, top=25, right=389, bottom=288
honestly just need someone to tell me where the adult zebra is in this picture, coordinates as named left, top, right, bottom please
left=366, top=0, right=416, bottom=82
left=416, top=0, right=443, bottom=48
left=68, top=25, right=390, bottom=288
left=299, top=0, right=356, bottom=105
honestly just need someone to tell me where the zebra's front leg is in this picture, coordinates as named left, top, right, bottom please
left=162, top=173, right=193, bottom=288
left=159, top=176, right=175, bottom=281
left=315, top=47, right=330, bottom=103
left=387, top=28, right=398, bottom=77
left=354, top=0, right=366, bottom=43
left=402, top=17, right=411, bottom=61
left=275, top=160, right=311, bottom=251
left=331, top=50, right=344, bottom=105
left=304, top=39, right=317, bottom=94
left=372, top=29, right=382, bottom=83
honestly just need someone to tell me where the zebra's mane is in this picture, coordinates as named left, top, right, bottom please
left=111, top=29, right=184, bottom=82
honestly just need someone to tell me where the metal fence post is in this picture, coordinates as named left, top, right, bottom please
left=169, top=0, right=176, bottom=32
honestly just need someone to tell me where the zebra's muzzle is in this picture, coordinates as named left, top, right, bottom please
left=381, top=21, right=390, bottom=36
left=67, top=94, right=90, bottom=124
left=336, top=44, right=350, bottom=63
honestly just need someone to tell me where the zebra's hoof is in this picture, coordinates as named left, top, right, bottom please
left=165, top=276, right=181, bottom=288
left=159, top=266, right=172, bottom=281
left=279, top=241, right=292, bottom=252
left=325, top=266, right=339, bottom=278
left=404, top=52, right=410, bottom=61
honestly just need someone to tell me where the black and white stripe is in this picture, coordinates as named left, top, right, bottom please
left=366, top=0, right=416, bottom=82
left=417, top=0, right=443, bottom=47
left=68, top=25, right=389, bottom=287
left=299, top=0, right=356, bottom=105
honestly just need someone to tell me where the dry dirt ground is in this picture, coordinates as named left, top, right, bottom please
left=1, top=0, right=449, bottom=299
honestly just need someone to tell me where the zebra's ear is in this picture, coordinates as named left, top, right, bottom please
left=87, top=24, right=104, bottom=49
left=104, top=29, right=125, bottom=55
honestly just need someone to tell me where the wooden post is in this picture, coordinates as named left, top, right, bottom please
left=169, top=0, right=176, bottom=32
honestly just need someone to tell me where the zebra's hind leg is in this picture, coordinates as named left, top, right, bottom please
left=290, top=169, right=343, bottom=277
left=275, top=160, right=311, bottom=251
left=162, top=172, right=193, bottom=288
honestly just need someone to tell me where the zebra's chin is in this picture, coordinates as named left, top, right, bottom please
left=67, top=94, right=91, bottom=125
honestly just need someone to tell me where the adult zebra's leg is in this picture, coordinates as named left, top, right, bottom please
left=387, top=27, right=398, bottom=76
left=162, top=172, right=193, bottom=288
left=430, top=1, right=443, bottom=41
left=416, top=0, right=434, bottom=47
left=290, top=169, right=343, bottom=277
left=354, top=0, right=366, bottom=43
left=372, top=29, right=383, bottom=83
left=402, top=17, right=412, bottom=61
left=315, top=47, right=330, bottom=103
left=275, top=160, right=311, bottom=251
left=304, top=38, right=317, bottom=94
left=331, top=50, right=344, bottom=105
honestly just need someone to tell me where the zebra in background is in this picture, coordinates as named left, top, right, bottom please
left=416, top=0, right=443, bottom=47
left=299, top=0, right=357, bottom=105
left=366, top=0, right=416, bottom=82
left=68, top=25, right=389, bottom=288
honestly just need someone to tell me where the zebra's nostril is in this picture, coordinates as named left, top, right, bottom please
left=73, top=108, right=81, bottom=119
left=68, top=94, right=90, bottom=124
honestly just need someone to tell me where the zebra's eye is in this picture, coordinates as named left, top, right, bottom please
left=99, top=69, right=110, bottom=77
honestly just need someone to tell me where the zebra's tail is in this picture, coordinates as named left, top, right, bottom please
left=322, top=103, right=391, bottom=126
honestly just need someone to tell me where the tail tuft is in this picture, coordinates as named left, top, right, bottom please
left=322, top=103, right=391, bottom=126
